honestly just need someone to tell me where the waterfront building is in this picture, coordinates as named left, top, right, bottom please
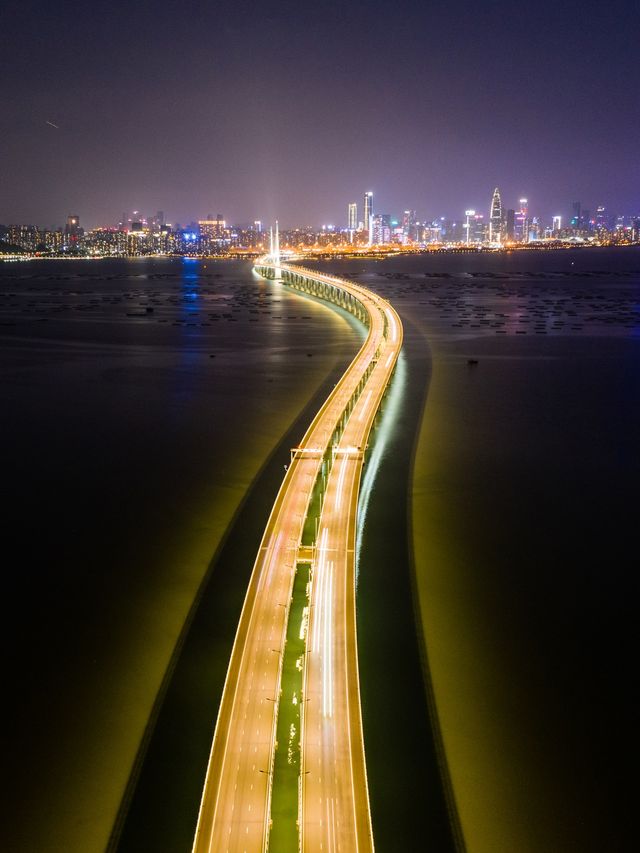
left=489, top=187, right=503, bottom=244
left=7, top=224, right=38, bottom=250
left=64, top=215, right=84, bottom=250
left=199, top=215, right=227, bottom=252
left=463, top=211, right=486, bottom=244
left=528, top=217, right=541, bottom=242
left=571, top=201, right=582, bottom=228
left=371, top=213, right=391, bottom=245
left=90, top=229, right=128, bottom=256
left=401, top=209, right=417, bottom=242
left=464, top=209, right=475, bottom=244
left=505, top=208, right=515, bottom=241
left=348, top=202, right=357, bottom=232
left=363, top=191, right=373, bottom=235
left=65, top=215, right=81, bottom=237
left=515, top=199, right=529, bottom=242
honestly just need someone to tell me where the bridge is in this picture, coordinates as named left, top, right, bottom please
left=192, top=239, right=403, bottom=852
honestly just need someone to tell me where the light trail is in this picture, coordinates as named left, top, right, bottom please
left=192, top=259, right=402, bottom=853
left=334, top=455, right=348, bottom=510
left=358, top=390, right=372, bottom=422
left=322, top=561, right=334, bottom=718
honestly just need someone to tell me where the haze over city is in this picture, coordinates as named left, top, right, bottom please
left=1, top=0, right=638, bottom=227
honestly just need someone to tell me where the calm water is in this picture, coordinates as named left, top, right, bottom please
left=313, top=246, right=639, bottom=853
left=0, top=258, right=361, bottom=852
left=2, top=249, right=638, bottom=853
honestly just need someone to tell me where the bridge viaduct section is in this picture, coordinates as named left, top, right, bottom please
left=192, top=261, right=402, bottom=853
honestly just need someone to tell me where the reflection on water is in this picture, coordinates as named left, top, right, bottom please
left=316, top=247, right=639, bottom=853
left=0, top=257, right=360, bottom=853
left=356, top=351, right=407, bottom=583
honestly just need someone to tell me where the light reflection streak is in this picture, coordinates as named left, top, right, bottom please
left=355, top=351, right=406, bottom=584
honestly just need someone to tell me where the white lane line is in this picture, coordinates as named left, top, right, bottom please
left=358, top=390, right=372, bottom=423
left=323, top=562, right=334, bottom=718
left=313, top=527, right=328, bottom=653
left=335, top=457, right=348, bottom=510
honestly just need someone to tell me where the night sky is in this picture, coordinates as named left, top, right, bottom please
left=1, top=0, right=638, bottom=228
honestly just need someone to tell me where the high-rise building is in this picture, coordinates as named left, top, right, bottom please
left=464, top=210, right=476, bottom=244
left=363, top=191, right=373, bottom=234
left=402, top=210, right=417, bottom=242
left=348, top=202, right=357, bottom=231
left=489, top=187, right=502, bottom=244
left=515, top=199, right=529, bottom=242
left=595, top=206, right=607, bottom=231
left=571, top=201, right=582, bottom=229
left=65, top=215, right=80, bottom=237
left=505, top=209, right=516, bottom=241
left=199, top=216, right=226, bottom=240
left=552, top=215, right=562, bottom=233
left=371, top=213, right=391, bottom=245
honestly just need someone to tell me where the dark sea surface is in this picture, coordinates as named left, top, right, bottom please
left=0, top=258, right=362, bottom=852
left=1, top=248, right=638, bottom=853
left=310, top=247, right=639, bottom=853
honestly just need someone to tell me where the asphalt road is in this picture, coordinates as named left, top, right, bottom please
left=192, top=262, right=401, bottom=852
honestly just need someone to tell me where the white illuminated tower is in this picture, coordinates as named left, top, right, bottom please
left=489, top=187, right=503, bottom=244
left=348, top=202, right=357, bottom=231
left=363, top=191, right=373, bottom=234
left=464, top=210, right=476, bottom=244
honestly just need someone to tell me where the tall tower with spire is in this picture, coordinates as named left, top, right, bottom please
left=489, top=187, right=503, bottom=244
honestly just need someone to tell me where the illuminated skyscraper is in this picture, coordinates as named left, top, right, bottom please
left=402, top=209, right=417, bottom=242
left=505, top=209, right=515, bottom=240
left=464, top=210, right=475, bottom=244
left=65, top=215, right=80, bottom=237
left=571, top=201, right=582, bottom=228
left=363, top=191, right=373, bottom=233
left=372, top=213, right=391, bottom=245
left=515, top=198, right=529, bottom=242
left=489, top=187, right=502, bottom=244
left=348, top=202, right=357, bottom=231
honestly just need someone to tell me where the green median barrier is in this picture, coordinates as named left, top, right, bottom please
left=268, top=563, right=310, bottom=851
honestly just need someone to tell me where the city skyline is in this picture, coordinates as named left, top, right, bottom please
left=3, top=184, right=638, bottom=234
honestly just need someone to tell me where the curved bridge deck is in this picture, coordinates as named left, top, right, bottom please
left=192, top=261, right=402, bottom=852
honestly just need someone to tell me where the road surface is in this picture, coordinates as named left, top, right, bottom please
left=192, top=262, right=401, bottom=852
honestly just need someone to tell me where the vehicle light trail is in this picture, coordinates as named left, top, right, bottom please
left=358, top=390, right=372, bottom=422
left=192, top=258, right=402, bottom=853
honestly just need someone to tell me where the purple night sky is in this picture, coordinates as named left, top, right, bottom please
left=1, top=0, right=638, bottom=228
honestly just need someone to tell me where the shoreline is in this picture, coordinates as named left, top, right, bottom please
left=2, top=241, right=639, bottom=264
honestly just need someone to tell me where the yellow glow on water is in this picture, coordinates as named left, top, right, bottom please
left=411, top=354, right=563, bottom=853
